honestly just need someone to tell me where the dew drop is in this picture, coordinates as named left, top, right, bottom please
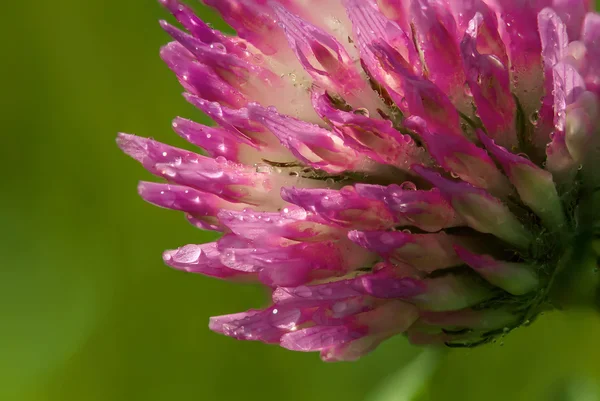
left=463, top=82, right=472, bottom=96
left=209, top=42, right=227, bottom=53
left=529, top=110, right=540, bottom=126
left=400, top=181, right=417, bottom=191
left=254, top=163, right=272, bottom=174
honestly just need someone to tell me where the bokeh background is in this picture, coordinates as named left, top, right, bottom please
left=3, top=1, right=600, bottom=400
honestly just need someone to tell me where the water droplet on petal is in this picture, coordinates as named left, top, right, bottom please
left=255, top=163, right=272, bottom=174
left=209, top=42, right=227, bottom=54
left=529, top=110, right=540, bottom=126
left=400, top=181, right=417, bottom=191
left=463, top=82, right=473, bottom=96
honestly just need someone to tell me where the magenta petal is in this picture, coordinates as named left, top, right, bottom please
left=321, top=301, right=419, bottom=361
left=218, top=238, right=369, bottom=287
left=159, top=0, right=250, bottom=59
left=461, top=13, right=517, bottom=150
left=409, top=0, right=465, bottom=103
left=375, top=0, right=410, bottom=31
left=413, top=166, right=533, bottom=248
left=281, top=186, right=395, bottom=230
left=406, top=116, right=511, bottom=196
left=274, top=5, right=367, bottom=99
left=348, top=230, right=462, bottom=272
left=312, top=91, right=432, bottom=169
left=360, top=274, right=427, bottom=299
left=539, top=8, right=569, bottom=72
left=116, top=134, right=278, bottom=205
left=281, top=326, right=365, bottom=351
left=203, top=0, right=286, bottom=55
left=248, top=104, right=364, bottom=173
left=354, top=184, right=463, bottom=232
left=494, top=1, right=545, bottom=113
left=454, top=245, right=540, bottom=295
left=210, top=307, right=301, bottom=343
left=160, top=42, right=248, bottom=108
left=450, top=0, right=506, bottom=61
left=137, top=181, right=243, bottom=231
left=552, top=0, right=593, bottom=40
left=478, top=130, right=566, bottom=229
left=371, top=41, right=463, bottom=137
left=218, top=207, right=344, bottom=243
left=273, top=279, right=366, bottom=306
left=546, top=61, right=586, bottom=176
left=171, top=117, right=255, bottom=162
left=344, top=0, right=420, bottom=80
left=582, top=12, right=600, bottom=93
left=535, top=7, right=570, bottom=149
left=163, top=243, right=252, bottom=279
left=161, top=21, right=280, bottom=95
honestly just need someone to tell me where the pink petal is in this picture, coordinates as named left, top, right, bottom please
left=248, top=104, right=365, bottom=173
left=354, top=184, right=464, bottom=232
left=312, top=91, right=432, bottom=170
left=348, top=230, right=462, bottom=272
left=409, top=0, right=466, bottom=105
left=137, top=181, right=245, bottom=231
left=371, top=41, right=463, bottom=137
left=274, top=5, right=372, bottom=105
left=281, top=186, right=395, bottom=230
left=163, top=243, right=253, bottom=279
left=218, top=207, right=345, bottom=243
left=454, top=245, right=540, bottom=295
left=406, top=116, right=511, bottom=197
left=160, top=42, right=248, bottom=108
left=413, top=166, right=533, bottom=248
left=204, top=0, right=287, bottom=55
left=281, top=326, right=365, bottom=351
left=478, top=130, right=566, bottom=230
left=461, top=13, right=517, bottom=150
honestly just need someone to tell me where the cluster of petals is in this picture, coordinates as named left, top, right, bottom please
left=118, top=0, right=600, bottom=361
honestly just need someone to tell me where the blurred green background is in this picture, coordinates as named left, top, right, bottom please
left=3, top=1, right=600, bottom=400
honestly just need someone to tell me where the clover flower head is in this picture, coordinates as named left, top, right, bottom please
left=118, top=0, right=600, bottom=361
